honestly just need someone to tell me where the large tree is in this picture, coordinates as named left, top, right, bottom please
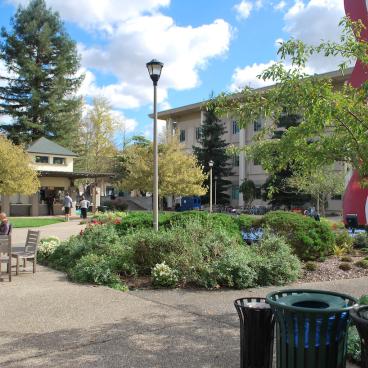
left=119, top=136, right=206, bottom=197
left=193, top=105, right=233, bottom=204
left=213, top=18, right=368, bottom=180
left=75, top=97, right=117, bottom=174
left=0, top=135, right=39, bottom=194
left=0, top=0, right=83, bottom=147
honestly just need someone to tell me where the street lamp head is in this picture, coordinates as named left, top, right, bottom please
left=209, top=160, right=214, bottom=168
left=146, top=59, right=164, bottom=85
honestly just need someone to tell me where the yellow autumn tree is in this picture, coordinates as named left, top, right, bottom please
left=0, top=135, right=39, bottom=194
left=120, top=136, right=207, bottom=197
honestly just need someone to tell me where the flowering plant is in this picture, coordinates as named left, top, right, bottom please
left=38, top=236, right=61, bottom=260
left=151, top=262, right=178, bottom=288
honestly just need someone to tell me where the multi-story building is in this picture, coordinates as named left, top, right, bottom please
left=157, top=68, right=351, bottom=212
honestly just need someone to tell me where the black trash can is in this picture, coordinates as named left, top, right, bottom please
left=266, top=289, right=357, bottom=368
left=350, top=305, right=368, bottom=368
left=234, top=297, right=275, bottom=368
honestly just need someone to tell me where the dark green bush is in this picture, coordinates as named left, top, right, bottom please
left=305, top=261, right=318, bottom=271
left=340, top=256, right=353, bottom=263
left=353, top=233, right=368, bottom=249
left=260, top=211, right=335, bottom=260
left=250, top=232, right=301, bottom=286
left=68, top=254, right=124, bottom=287
left=355, top=259, right=368, bottom=269
left=347, top=326, right=361, bottom=364
left=339, top=263, right=352, bottom=271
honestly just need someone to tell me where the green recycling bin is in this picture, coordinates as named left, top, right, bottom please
left=266, top=289, right=357, bottom=368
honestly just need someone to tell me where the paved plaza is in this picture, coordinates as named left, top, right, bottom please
left=0, top=221, right=363, bottom=367
left=0, top=267, right=365, bottom=367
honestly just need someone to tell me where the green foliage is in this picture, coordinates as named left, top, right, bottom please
left=51, top=213, right=301, bottom=290
left=339, top=263, right=352, bottom=271
left=261, top=211, right=335, bottom=260
left=335, top=230, right=354, bottom=248
left=251, top=232, right=301, bottom=286
left=193, top=103, right=232, bottom=204
left=305, top=261, right=318, bottom=271
left=355, top=260, right=368, bottom=269
left=151, top=262, right=178, bottom=288
left=359, top=294, right=368, bottom=305
left=0, top=0, right=83, bottom=147
left=239, top=179, right=256, bottom=206
left=91, top=211, right=127, bottom=224
left=347, top=326, right=361, bottom=364
left=353, top=233, right=368, bottom=249
left=68, top=254, right=123, bottom=287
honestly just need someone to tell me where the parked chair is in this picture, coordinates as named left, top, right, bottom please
left=11, top=230, right=40, bottom=275
left=0, top=235, right=12, bottom=281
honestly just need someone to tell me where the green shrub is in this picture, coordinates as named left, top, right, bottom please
left=347, top=326, right=361, bottom=364
left=213, top=246, right=257, bottom=289
left=251, top=232, right=301, bottom=286
left=340, top=256, right=353, bottom=262
left=68, top=254, right=123, bottom=287
left=151, top=262, right=178, bottom=288
left=91, top=211, right=127, bottom=224
left=353, top=233, right=368, bottom=249
left=305, top=262, right=318, bottom=271
left=359, top=294, right=368, bottom=305
left=335, top=230, right=354, bottom=248
left=317, top=256, right=326, bottom=262
left=339, top=263, right=352, bottom=271
left=260, top=211, right=335, bottom=260
left=355, top=260, right=368, bottom=269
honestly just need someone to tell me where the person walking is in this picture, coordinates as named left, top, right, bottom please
left=63, top=193, right=73, bottom=221
left=79, top=196, right=90, bottom=220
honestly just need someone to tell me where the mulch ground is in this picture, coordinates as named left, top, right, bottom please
left=299, top=254, right=368, bottom=283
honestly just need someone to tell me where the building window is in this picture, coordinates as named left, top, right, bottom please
left=254, top=119, right=262, bottom=132
left=179, top=129, right=186, bottom=142
left=195, top=127, right=201, bottom=141
left=53, top=157, right=65, bottom=165
left=35, top=156, right=49, bottom=163
left=331, top=194, right=342, bottom=200
left=232, top=120, right=239, bottom=134
left=232, top=155, right=239, bottom=167
left=255, top=186, right=262, bottom=199
left=231, top=185, right=239, bottom=200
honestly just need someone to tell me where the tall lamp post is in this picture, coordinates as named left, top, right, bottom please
left=146, top=59, right=164, bottom=231
left=209, top=160, right=214, bottom=213
left=214, top=175, right=218, bottom=208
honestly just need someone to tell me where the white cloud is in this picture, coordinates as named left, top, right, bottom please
left=234, top=1, right=253, bottom=20
left=230, top=61, right=278, bottom=90
left=283, top=0, right=346, bottom=73
left=274, top=1, right=287, bottom=10
left=230, top=0, right=348, bottom=90
left=6, top=0, right=170, bottom=31
left=77, top=16, right=231, bottom=110
left=6, top=1, right=232, bottom=114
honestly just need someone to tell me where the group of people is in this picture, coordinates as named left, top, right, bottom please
left=45, top=193, right=91, bottom=221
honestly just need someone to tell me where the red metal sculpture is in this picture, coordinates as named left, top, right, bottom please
left=342, top=0, right=368, bottom=225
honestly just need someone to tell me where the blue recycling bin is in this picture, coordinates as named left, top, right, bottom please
left=266, top=289, right=357, bottom=368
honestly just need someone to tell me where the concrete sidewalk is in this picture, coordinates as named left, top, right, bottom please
left=11, top=219, right=85, bottom=246
left=0, top=265, right=365, bottom=367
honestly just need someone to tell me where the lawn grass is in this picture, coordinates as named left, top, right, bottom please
left=9, top=218, right=65, bottom=228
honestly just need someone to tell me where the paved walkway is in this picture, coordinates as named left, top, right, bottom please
left=0, top=264, right=365, bottom=367
left=12, top=219, right=85, bottom=246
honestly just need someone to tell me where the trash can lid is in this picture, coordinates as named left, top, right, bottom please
left=277, top=293, right=346, bottom=310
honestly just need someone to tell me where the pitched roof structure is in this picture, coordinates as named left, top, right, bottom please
left=27, top=137, right=77, bottom=157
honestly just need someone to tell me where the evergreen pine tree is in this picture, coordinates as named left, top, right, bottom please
left=193, top=105, right=232, bottom=204
left=262, top=113, right=311, bottom=208
left=0, top=0, right=83, bottom=147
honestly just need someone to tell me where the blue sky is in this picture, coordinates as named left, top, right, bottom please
left=0, top=0, right=345, bottom=144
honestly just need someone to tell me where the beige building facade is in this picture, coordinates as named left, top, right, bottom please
left=157, top=69, right=351, bottom=212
